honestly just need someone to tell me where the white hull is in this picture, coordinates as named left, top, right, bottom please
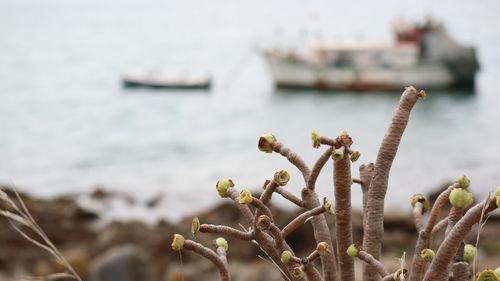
left=264, top=53, right=459, bottom=91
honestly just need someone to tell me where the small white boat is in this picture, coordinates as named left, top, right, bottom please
left=262, top=20, right=479, bottom=91
left=122, top=70, right=211, bottom=89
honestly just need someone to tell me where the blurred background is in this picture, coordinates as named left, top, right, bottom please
left=1, top=0, right=499, bottom=280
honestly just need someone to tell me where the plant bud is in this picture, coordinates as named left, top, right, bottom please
left=420, top=248, right=435, bottom=263
left=332, top=147, right=345, bottom=161
left=256, top=215, right=271, bottom=230
left=281, top=250, right=293, bottom=264
left=463, top=244, right=476, bottom=263
left=449, top=188, right=473, bottom=209
left=273, top=170, right=290, bottom=186
left=393, top=269, right=409, bottom=281
left=338, top=130, right=353, bottom=146
left=475, top=269, right=498, bottom=281
left=410, top=194, right=431, bottom=213
left=239, top=188, right=253, bottom=205
left=171, top=234, right=185, bottom=251
left=456, top=175, right=470, bottom=189
left=311, top=130, right=321, bottom=148
left=216, top=179, right=234, bottom=198
left=494, top=267, right=500, bottom=278
left=417, top=90, right=427, bottom=100
left=191, top=217, right=200, bottom=235
left=215, top=237, right=228, bottom=251
left=347, top=244, right=359, bottom=257
left=322, top=197, right=333, bottom=214
left=316, top=242, right=329, bottom=256
left=291, top=267, right=304, bottom=279
left=258, top=134, right=276, bottom=153
left=350, top=150, right=361, bottom=162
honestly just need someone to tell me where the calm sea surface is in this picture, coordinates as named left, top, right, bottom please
left=1, top=0, right=499, bottom=221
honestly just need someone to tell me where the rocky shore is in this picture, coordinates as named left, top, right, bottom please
left=1, top=186, right=499, bottom=281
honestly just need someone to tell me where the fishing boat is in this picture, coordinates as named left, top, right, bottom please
left=122, top=70, right=211, bottom=89
left=262, top=19, right=479, bottom=91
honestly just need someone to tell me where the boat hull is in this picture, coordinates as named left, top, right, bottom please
left=264, top=53, right=475, bottom=91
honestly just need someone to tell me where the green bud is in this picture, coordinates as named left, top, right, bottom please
left=171, top=234, right=185, bottom=251
left=347, top=244, right=359, bottom=257
left=258, top=134, right=276, bottom=153
left=256, top=215, right=271, bottom=230
left=332, top=147, right=345, bottom=161
left=291, top=267, right=304, bottom=279
left=191, top=217, right=200, bottom=235
left=350, top=150, right=361, bottom=162
left=323, top=198, right=333, bottom=214
left=449, top=188, right=473, bottom=209
left=215, top=237, right=228, bottom=251
left=420, top=248, right=435, bottom=263
left=393, top=269, right=409, bottom=281
left=216, top=179, right=234, bottom=198
left=475, top=269, right=499, bottom=281
left=273, top=170, right=290, bottom=186
left=338, top=130, right=353, bottom=147
left=410, top=194, right=431, bottom=213
left=463, top=244, right=476, bottom=263
left=456, top=175, right=471, bottom=189
left=316, top=242, right=329, bottom=256
left=496, top=186, right=500, bottom=197
left=417, top=90, right=427, bottom=100
left=311, top=130, right=321, bottom=149
left=239, top=188, right=253, bottom=205
left=281, top=250, right=293, bottom=264
left=494, top=267, right=500, bottom=278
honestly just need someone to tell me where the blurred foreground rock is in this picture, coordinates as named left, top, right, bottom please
left=1, top=186, right=500, bottom=281
left=89, top=245, right=153, bottom=281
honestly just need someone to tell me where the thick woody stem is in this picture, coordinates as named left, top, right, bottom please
left=307, top=147, right=334, bottom=190
left=281, top=206, right=325, bottom=238
left=359, top=162, right=376, bottom=281
left=413, top=202, right=425, bottom=232
left=250, top=197, right=274, bottom=219
left=357, top=250, right=389, bottom=278
left=363, top=86, right=420, bottom=281
left=266, top=223, right=285, bottom=249
left=352, top=178, right=363, bottom=185
left=217, top=246, right=229, bottom=268
left=272, top=142, right=311, bottom=182
left=425, top=184, right=458, bottom=234
left=304, top=263, right=324, bottom=281
left=306, top=250, right=321, bottom=263
left=260, top=180, right=279, bottom=206
left=432, top=217, right=449, bottom=236
left=199, top=224, right=254, bottom=241
left=184, top=240, right=231, bottom=281
left=319, top=136, right=340, bottom=147
left=255, top=231, right=295, bottom=280
left=409, top=183, right=458, bottom=281
left=359, top=163, right=375, bottom=218
left=445, top=207, right=464, bottom=237
left=451, top=261, right=471, bottom=281
left=334, top=150, right=355, bottom=281
left=302, top=188, right=338, bottom=281
left=275, top=187, right=307, bottom=208
left=423, top=197, right=497, bottom=281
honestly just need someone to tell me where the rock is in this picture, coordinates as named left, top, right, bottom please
left=89, top=245, right=154, bottom=281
